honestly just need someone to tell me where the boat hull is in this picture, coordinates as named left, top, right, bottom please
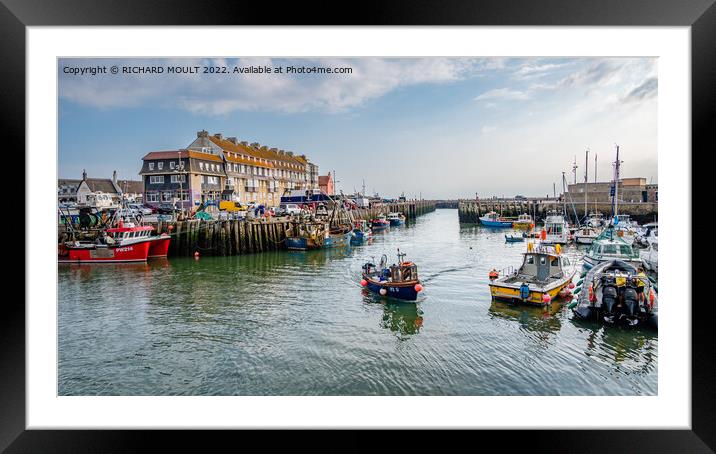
left=388, top=219, right=405, bottom=226
left=350, top=230, right=372, bottom=245
left=148, top=236, right=171, bottom=258
left=286, top=232, right=352, bottom=251
left=371, top=222, right=390, bottom=231
left=58, top=241, right=151, bottom=263
left=363, top=275, right=419, bottom=301
left=489, top=273, right=575, bottom=306
left=480, top=219, right=513, bottom=227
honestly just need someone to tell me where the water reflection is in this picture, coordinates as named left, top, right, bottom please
left=488, top=300, right=562, bottom=334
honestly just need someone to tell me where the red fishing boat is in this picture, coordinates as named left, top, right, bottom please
left=58, top=221, right=170, bottom=263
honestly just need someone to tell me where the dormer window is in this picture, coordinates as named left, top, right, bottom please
left=158, top=162, right=163, bottom=170
left=149, top=163, right=154, bottom=170
left=170, top=161, right=175, bottom=170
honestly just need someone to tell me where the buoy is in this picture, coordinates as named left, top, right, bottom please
left=379, top=288, right=387, bottom=296
left=194, top=251, right=200, bottom=258
left=540, top=229, right=547, bottom=240
left=649, top=289, right=655, bottom=308
left=360, top=279, right=368, bottom=287
left=488, top=269, right=499, bottom=280
left=568, top=282, right=575, bottom=289
left=414, top=284, right=423, bottom=292
left=168, top=224, right=174, bottom=231
left=542, top=293, right=551, bottom=304
left=118, top=219, right=124, bottom=228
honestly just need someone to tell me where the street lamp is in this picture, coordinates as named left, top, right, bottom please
left=175, top=151, right=186, bottom=218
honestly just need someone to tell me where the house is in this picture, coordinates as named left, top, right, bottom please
left=318, top=174, right=334, bottom=196
left=58, top=170, right=143, bottom=204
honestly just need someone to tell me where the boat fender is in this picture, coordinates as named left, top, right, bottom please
left=649, top=289, right=655, bottom=308
left=542, top=293, right=551, bottom=304
left=414, top=284, right=423, bottom=292
left=588, top=284, right=595, bottom=303
left=489, top=269, right=499, bottom=280
left=360, top=279, right=368, bottom=287
left=379, top=288, right=387, bottom=296
left=568, top=282, right=575, bottom=289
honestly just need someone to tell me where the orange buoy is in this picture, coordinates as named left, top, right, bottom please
left=360, top=279, right=368, bottom=287
left=542, top=293, right=551, bottom=304
left=588, top=284, right=595, bottom=302
left=414, top=283, right=423, bottom=292
left=649, top=289, right=655, bottom=308
left=168, top=224, right=174, bottom=231
left=194, top=251, right=200, bottom=258
left=540, top=229, right=547, bottom=240
left=488, top=269, right=499, bottom=280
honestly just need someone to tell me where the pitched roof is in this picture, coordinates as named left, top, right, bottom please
left=116, top=180, right=144, bottom=194
left=318, top=175, right=332, bottom=185
left=142, top=150, right=223, bottom=162
left=207, top=135, right=306, bottom=168
left=80, top=178, right=119, bottom=194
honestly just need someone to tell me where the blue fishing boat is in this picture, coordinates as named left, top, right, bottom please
left=387, top=212, right=406, bottom=226
left=479, top=211, right=513, bottom=227
left=361, top=250, right=423, bottom=301
left=285, top=221, right=352, bottom=251
left=505, top=233, right=527, bottom=243
left=350, top=219, right=373, bottom=245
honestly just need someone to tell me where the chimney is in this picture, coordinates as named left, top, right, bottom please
left=112, top=170, right=117, bottom=183
left=250, top=142, right=260, bottom=148
left=213, top=133, right=223, bottom=140
left=278, top=150, right=285, bottom=155
left=299, top=154, right=306, bottom=160
left=227, top=137, right=238, bottom=145
left=269, top=148, right=278, bottom=153
left=240, top=141, right=249, bottom=146
left=197, top=130, right=208, bottom=138
left=260, top=146, right=268, bottom=151
left=286, top=151, right=294, bottom=156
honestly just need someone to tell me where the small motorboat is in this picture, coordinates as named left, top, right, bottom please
left=350, top=219, right=373, bottom=245
left=505, top=233, right=527, bottom=243
left=582, top=225, right=643, bottom=271
left=540, top=211, right=570, bottom=244
left=574, top=226, right=601, bottom=245
left=571, top=259, right=657, bottom=329
left=371, top=214, right=390, bottom=231
left=361, top=250, right=423, bottom=301
left=641, top=240, right=658, bottom=274
left=488, top=241, right=576, bottom=306
left=479, top=211, right=513, bottom=227
left=387, top=212, right=406, bottom=226
left=285, top=220, right=352, bottom=250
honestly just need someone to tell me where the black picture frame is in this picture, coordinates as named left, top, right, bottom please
left=3, top=0, right=711, bottom=451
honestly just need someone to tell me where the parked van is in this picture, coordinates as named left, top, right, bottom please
left=219, top=200, right=247, bottom=212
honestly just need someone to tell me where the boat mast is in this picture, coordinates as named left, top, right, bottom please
left=584, top=148, right=589, bottom=221
left=611, top=144, right=621, bottom=219
left=594, top=153, right=598, bottom=213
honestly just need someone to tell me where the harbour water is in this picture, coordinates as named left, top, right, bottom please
left=58, top=209, right=657, bottom=396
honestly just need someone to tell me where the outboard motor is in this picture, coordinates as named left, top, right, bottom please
left=623, top=285, right=639, bottom=317
left=602, top=283, right=618, bottom=314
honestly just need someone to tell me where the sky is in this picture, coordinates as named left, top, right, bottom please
left=58, top=57, right=657, bottom=199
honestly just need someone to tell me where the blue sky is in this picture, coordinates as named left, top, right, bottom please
left=58, top=57, right=657, bottom=199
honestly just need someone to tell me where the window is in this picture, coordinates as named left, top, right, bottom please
left=149, top=176, right=164, bottom=184
left=619, top=245, right=633, bottom=255
left=200, top=162, right=204, bottom=170
left=146, top=192, right=159, bottom=202
left=526, top=255, right=534, bottom=264
left=540, top=257, right=546, bottom=265
left=171, top=174, right=186, bottom=183
left=158, top=162, right=164, bottom=170
left=170, top=161, right=175, bottom=170
left=149, top=163, right=154, bottom=170
left=602, top=244, right=617, bottom=254
left=162, top=192, right=173, bottom=202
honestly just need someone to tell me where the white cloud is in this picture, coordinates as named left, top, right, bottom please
left=474, top=88, right=531, bottom=101
left=481, top=125, right=497, bottom=134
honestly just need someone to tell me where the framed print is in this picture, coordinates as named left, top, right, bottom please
left=4, top=0, right=713, bottom=450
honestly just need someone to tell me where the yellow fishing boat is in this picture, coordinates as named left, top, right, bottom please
left=488, top=242, right=576, bottom=306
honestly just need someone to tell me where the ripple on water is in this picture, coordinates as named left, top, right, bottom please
left=58, top=210, right=657, bottom=396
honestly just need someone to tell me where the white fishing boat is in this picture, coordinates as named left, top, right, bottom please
left=574, top=226, right=601, bottom=245
left=540, top=211, right=570, bottom=245
left=641, top=239, right=658, bottom=274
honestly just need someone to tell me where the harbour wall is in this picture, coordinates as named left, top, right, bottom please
left=457, top=199, right=657, bottom=225
left=152, top=201, right=435, bottom=257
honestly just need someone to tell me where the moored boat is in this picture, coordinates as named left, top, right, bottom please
left=641, top=240, right=658, bottom=274
left=350, top=219, right=373, bottom=245
left=488, top=241, right=576, bottom=306
left=361, top=250, right=423, bottom=301
left=574, top=226, right=601, bottom=245
left=387, top=212, right=406, bottom=226
left=479, top=211, right=513, bottom=227
left=582, top=225, right=643, bottom=271
left=58, top=222, right=160, bottom=263
left=285, top=220, right=352, bottom=250
left=540, top=211, right=570, bottom=244
left=512, top=213, right=534, bottom=229
left=371, top=214, right=390, bottom=231
left=571, top=259, right=657, bottom=329
left=505, top=233, right=527, bottom=243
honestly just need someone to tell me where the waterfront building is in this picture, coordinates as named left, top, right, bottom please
left=59, top=170, right=143, bottom=204
left=565, top=177, right=657, bottom=204
left=318, top=174, right=334, bottom=196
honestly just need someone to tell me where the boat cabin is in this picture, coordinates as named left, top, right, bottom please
left=516, top=251, right=570, bottom=282
left=389, top=262, right=419, bottom=283
left=516, top=214, right=532, bottom=222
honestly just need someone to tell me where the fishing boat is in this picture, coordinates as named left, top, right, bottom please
left=512, top=213, right=533, bottom=229
left=488, top=242, right=576, bottom=306
left=582, top=225, right=643, bottom=270
left=58, top=221, right=169, bottom=263
left=360, top=250, right=423, bottom=301
left=612, top=215, right=639, bottom=245
left=371, top=214, right=390, bottom=231
left=571, top=259, right=657, bottom=329
left=574, top=226, right=601, bottom=245
left=479, top=211, right=513, bottom=227
left=350, top=219, right=373, bottom=245
left=635, top=222, right=658, bottom=248
left=540, top=211, right=570, bottom=244
left=285, top=220, right=352, bottom=250
left=387, top=212, right=406, bottom=226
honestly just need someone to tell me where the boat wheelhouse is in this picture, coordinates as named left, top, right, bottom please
left=285, top=220, right=352, bottom=250
left=387, top=212, right=406, bottom=226
left=574, top=226, right=601, bottom=245
left=541, top=212, right=570, bottom=244
left=512, top=213, right=533, bottom=229
left=582, top=225, right=642, bottom=270
left=371, top=214, right=390, bottom=231
left=488, top=242, right=575, bottom=306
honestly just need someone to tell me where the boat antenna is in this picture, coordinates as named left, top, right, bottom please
left=584, top=148, right=589, bottom=222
